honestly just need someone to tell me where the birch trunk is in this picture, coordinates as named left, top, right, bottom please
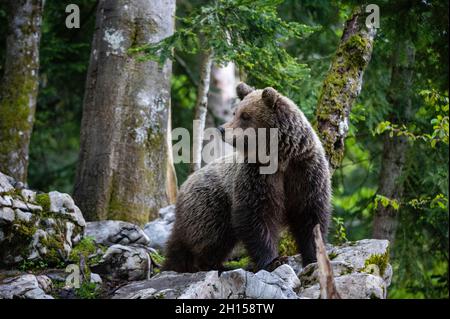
left=372, top=39, right=415, bottom=243
left=191, top=49, right=213, bottom=172
left=0, top=0, right=44, bottom=183
left=204, top=62, right=237, bottom=162
left=315, top=6, right=377, bottom=172
left=73, top=0, right=176, bottom=225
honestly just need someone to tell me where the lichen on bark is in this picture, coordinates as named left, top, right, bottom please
left=315, top=6, right=377, bottom=172
left=74, top=0, right=176, bottom=224
left=0, top=0, right=44, bottom=182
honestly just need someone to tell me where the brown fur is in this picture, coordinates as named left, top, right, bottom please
left=164, top=83, right=332, bottom=272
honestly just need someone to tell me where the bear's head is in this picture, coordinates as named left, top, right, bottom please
left=220, top=83, right=280, bottom=133
left=218, top=83, right=286, bottom=153
left=218, top=82, right=314, bottom=166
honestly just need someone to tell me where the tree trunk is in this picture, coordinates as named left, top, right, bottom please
left=204, top=62, right=237, bottom=162
left=166, top=105, right=178, bottom=204
left=315, top=6, right=377, bottom=172
left=0, top=0, right=44, bottom=183
left=372, top=39, right=415, bottom=243
left=191, top=49, right=213, bottom=172
left=73, top=0, right=176, bottom=225
left=206, top=62, right=238, bottom=127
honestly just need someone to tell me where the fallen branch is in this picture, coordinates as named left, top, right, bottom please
left=313, top=224, right=341, bottom=299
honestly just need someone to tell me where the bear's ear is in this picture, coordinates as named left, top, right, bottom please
left=262, top=87, right=278, bottom=108
left=236, top=82, right=254, bottom=100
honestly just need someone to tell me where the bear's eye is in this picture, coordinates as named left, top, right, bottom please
left=241, top=112, right=251, bottom=121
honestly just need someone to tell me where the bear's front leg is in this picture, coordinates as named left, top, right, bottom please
left=232, top=205, right=280, bottom=271
left=231, top=169, right=284, bottom=271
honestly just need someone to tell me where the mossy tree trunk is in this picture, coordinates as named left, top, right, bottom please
left=0, top=0, right=44, bottom=183
left=315, top=6, right=377, bottom=172
left=73, top=0, right=176, bottom=225
left=372, top=39, right=415, bottom=243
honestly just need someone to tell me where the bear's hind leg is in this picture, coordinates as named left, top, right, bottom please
left=287, top=202, right=330, bottom=266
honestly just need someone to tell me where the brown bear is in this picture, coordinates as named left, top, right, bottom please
left=163, top=83, right=331, bottom=273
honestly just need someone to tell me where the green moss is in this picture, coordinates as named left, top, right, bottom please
left=278, top=231, right=297, bottom=256
left=69, top=236, right=104, bottom=266
left=107, top=187, right=149, bottom=226
left=224, top=256, right=251, bottom=270
left=35, top=193, right=51, bottom=212
left=0, top=51, right=37, bottom=176
left=363, top=250, right=390, bottom=277
left=315, top=31, right=372, bottom=170
left=75, top=282, right=100, bottom=299
left=15, top=222, right=37, bottom=238
left=328, top=251, right=338, bottom=260
left=150, top=250, right=165, bottom=265
left=39, top=234, right=66, bottom=266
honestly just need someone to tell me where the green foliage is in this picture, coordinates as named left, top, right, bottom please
left=69, top=236, right=103, bottom=266
left=132, top=0, right=316, bottom=95
left=18, top=259, right=48, bottom=272
left=278, top=231, right=297, bottom=256
left=224, top=256, right=251, bottom=270
left=27, top=0, right=97, bottom=193
left=332, top=217, right=348, bottom=244
left=75, top=282, right=100, bottom=299
left=149, top=250, right=166, bottom=271
left=374, top=195, right=400, bottom=211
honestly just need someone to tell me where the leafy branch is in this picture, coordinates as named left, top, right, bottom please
left=130, top=0, right=317, bottom=93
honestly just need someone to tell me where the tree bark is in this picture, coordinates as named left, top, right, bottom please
left=191, top=49, right=213, bottom=172
left=204, top=62, right=237, bottom=162
left=0, top=0, right=44, bottom=183
left=206, top=62, right=238, bottom=127
left=73, top=0, right=176, bottom=225
left=315, top=6, right=377, bottom=172
left=372, top=39, right=415, bottom=243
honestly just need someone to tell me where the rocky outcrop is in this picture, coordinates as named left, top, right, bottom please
left=112, top=239, right=392, bottom=299
left=0, top=172, right=86, bottom=266
left=113, top=264, right=301, bottom=299
left=0, top=177, right=394, bottom=300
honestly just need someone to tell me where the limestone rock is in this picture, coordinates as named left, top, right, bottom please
left=328, top=239, right=390, bottom=271
left=298, top=273, right=387, bottom=299
left=91, top=244, right=152, bottom=281
left=299, top=261, right=354, bottom=287
left=0, top=171, right=85, bottom=266
left=143, top=205, right=175, bottom=251
left=112, top=239, right=392, bottom=300
left=85, top=220, right=150, bottom=247
left=0, top=274, right=54, bottom=299
left=112, top=264, right=300, bottom=299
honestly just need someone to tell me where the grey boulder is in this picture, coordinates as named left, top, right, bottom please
left=91, top=244, right=152, bottom=281
left=143, top=205, right=175, bottom=251
left=0, top=274, right=54, bottom=299
left=85, top=220, right=150, bottom=247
